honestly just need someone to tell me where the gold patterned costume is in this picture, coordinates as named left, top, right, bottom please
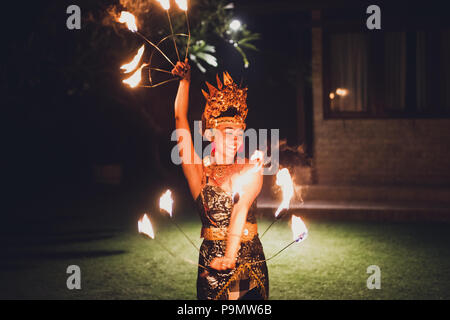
left=195, top=72, right=269, bottom=300
left=196, top=178, right=269, bottom=300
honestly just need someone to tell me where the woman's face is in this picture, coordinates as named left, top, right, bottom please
left=214, top=124, right=244, bottom=159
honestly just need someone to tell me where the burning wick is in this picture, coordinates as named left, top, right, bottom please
left=118, top=11, right=137, bottom=32
left=120, top=45, right=145, bottom=74
left=175, top=0, right=188, bottom=11
left=159, top=189, right=173, bottom=217
left=117, top=2, right=192, bottom=89
left=157, top=0, right=181, bottom=62
left=174, top=0, right=191, bottom=60
left=122, top=63, right=148, bottom=88
left=260, top=168, right=295, bottom=239
left=274, top=168, right=294, bottom=218
left=263, top=216, right=308, bottom=262
left=137, top=213, right=208, bottom=270
left=138, top=213, right=175, bottom=258
left=159, top=190, right=201, bottom=254
left=138, top=213, right=155, bottom=239
left=291, top=215, right=308, bottom=243
left=117, top=11, right=175, bottom=69
left=251, top=216, right=308, bottom=265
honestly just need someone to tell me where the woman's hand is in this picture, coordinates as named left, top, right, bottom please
left=210, top=256, right=236, bottom=271
left=171, top=58, right=191, bottom=81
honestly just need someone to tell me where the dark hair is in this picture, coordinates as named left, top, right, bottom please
left=217, top=107, right=239, bottom=118
left=201, top=107, right=240, bottom=136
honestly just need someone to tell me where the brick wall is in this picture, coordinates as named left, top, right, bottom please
left=311, top=27, right=450, bottom=187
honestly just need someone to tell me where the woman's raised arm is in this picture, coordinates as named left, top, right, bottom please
left=172, top=59, right=203, bottom=199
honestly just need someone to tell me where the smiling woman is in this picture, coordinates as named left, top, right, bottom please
left=171, top=60, right=269, bottom=300
left=208, top=124, right=245, bottom=165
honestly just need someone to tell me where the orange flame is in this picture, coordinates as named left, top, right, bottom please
left=159, top=189, right=174, bottom=217
left=120, top=45, right=145, bottom=74
left=175, top=0, right=188, bottom=11
left=157, top=0, right=171, bottom=10
left=138, top=214, right=155, bottom=239
left=122, top=63, right=147, bottom=88
left=118, top=11, right=138, bottom=32
left=274, top=168, right=294, bottom=217
left=291, top=215, right=308, bottom=242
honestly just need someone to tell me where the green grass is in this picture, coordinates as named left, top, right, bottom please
left=1, top=212, right=450, bottom=299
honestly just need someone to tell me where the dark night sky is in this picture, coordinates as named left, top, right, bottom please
left=3, top=0, right=450, bottom=217
left=2, top=0, right=310, bottom=217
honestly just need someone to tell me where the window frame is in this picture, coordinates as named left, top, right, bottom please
left=322, top=23, right=450, bottom=120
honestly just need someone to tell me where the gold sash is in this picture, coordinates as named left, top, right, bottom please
left=201, top=222, right=258, bottom=242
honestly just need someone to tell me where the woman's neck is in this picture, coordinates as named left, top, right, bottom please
left=213, top=151, right=235, bottom=165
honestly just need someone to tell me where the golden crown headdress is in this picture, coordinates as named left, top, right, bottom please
left=201, top=72, right=248, bottom=131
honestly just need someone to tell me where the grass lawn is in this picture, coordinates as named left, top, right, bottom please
left=1, top=207, right=450, bottom=299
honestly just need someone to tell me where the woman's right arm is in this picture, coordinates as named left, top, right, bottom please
left=172, top=59, right=203, bottom=199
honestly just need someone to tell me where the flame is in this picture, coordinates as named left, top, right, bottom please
left=274, top=168, right=294, bottom=217
left=175, top=0, right=188, bottom=11
left=122, top=63, right=147, bottom=88
left=159, top=189, right=173, bottom=217
left=291, top=215, right=308, bottom=242
left=157, top=0, right=171, bottom=10
left=138, top=214, right=155, bottom=239
left=232, top=150, right=264, bottom=200
left=120, top=45, right=145, bottom=74
left=118, top=11, right=138, bottom=32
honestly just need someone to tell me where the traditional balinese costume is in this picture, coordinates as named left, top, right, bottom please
left=195, top=72, right=269, bottom=300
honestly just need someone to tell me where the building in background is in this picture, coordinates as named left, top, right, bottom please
left=244, top=0, right=450, bottom=219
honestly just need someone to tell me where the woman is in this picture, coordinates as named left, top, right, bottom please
left=172, top=59, right=269, bottom=300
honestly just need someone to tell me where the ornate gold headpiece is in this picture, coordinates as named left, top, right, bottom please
left=201, top=71, right=248, bottom=130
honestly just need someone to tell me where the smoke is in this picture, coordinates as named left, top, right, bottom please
left=102, top=0, right=153, bottom=28
left=269, top=138, right=313, bottom=203
left=278, top=138, right=311, bottom=168
left=118, top=0, right=153, bottom=15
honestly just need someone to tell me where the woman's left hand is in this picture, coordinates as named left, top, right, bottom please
left=210, top=256, right=236, bottom=271
left=171, top=58, right=191, bottom=81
